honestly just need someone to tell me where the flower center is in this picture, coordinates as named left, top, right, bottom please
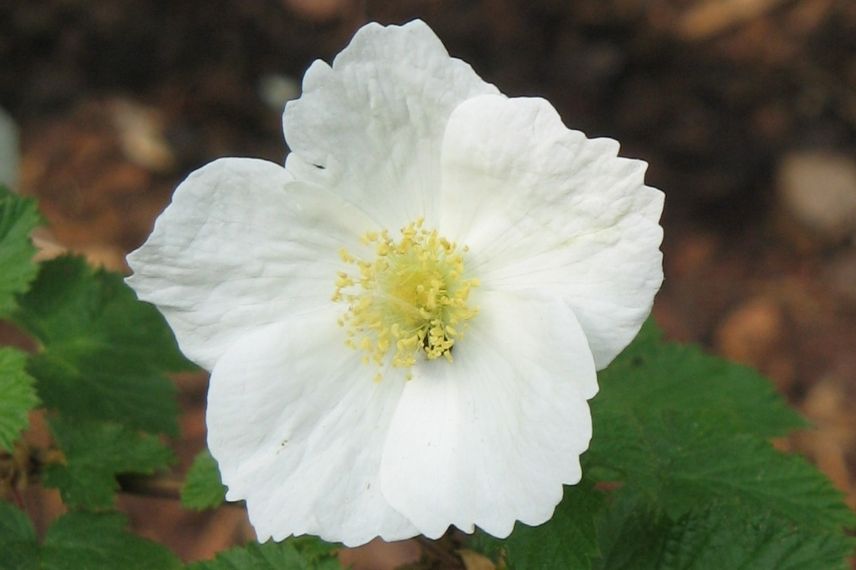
left=333, top=218, right=479, bottom=378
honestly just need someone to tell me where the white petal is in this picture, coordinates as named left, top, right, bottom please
left=126, top=157, right=375, bottom=370
left=283, top=20, right=498, bottom=228
left=379, top=291, right=595, bottom=539
left=439, top=94, right=664, bottom=369
left=207, top=307, right=417, bottom=546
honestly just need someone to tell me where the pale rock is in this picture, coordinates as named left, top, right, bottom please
left=0, top=107, right=19, bottom=189
left=258, top=74, right=300, bottom=114
left=777, top=151, right=856, bottom=243
left=110, top=99, right=175, bottom=173
left=715, top=296, right=782, bottom=368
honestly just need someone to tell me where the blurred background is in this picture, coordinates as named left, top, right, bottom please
left=1, top=0, right=855, bottom=567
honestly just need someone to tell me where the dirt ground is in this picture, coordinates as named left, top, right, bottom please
left=2, top=1, right=856, bottom=568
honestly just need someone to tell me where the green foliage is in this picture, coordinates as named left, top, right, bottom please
left=42, top=512, right=182, bottom=570
left=0, top=186, right=195, bottom=565
left=587, top=322, right=855, bottom=532
left=591, top=321, right=805, bottom=441
left=588, top=411, right=854, bottom=529
left=0, top=501, right=39, bottom=570
left=182, top=449, right=227, bottom=511
left=15, top=256, right=192, bottom=435
left=594, top=494, right=856, bottom=570
left=0, top=186, right=40, bottom=317
left=0, top=347, right=38, bottom=451
left=187, top=538, right=341, bottom=570
left=474, top=479, right=605, bottom=570
left=0, top=504, right=181, bottom=570
left=43, top=417, right=174, bottom=510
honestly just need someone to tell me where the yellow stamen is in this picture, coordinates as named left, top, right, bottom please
left=333, top=220, right=479, bottom=378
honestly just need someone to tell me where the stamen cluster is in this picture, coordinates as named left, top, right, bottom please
left=333, top=218, right=479, bottom=377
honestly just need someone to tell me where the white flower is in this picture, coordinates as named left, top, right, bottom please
left=126, top=20, right=663, bottom=547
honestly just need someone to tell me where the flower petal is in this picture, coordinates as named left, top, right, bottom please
left=207, top=307, right=417, bottom=546
left=439, top=94, right=664, bottom=369
left=379, top=291, right=595, bottom=539
left=127, top=157, right=374, bottom=370
left=283, top=20, right=498, bottom=228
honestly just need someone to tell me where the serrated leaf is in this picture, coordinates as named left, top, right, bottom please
left=0, top=501, right=39, bottom=570
left=595, top=320, right=805, bottom=440
left=0, top=186, right=40, bottom=317
left=41, top=511, right=181, bottom=569
left=0, top=504, right=181, bottom=569
left=588, top=411, right=855, bottom=531
left=594, top=494, right=856, bottom=570
left=182, top=449, right=226, bottom=511
left=587, top=320, right=854, bottom=566
left=187, top=538, right=341, bottom=570
left=0, top=347, right=39, bottom=451
left=43, top=417, right=173, bottom=510
left=472, top=479, right=604, bottom=570
left=15, top=256, right=193, bottom=435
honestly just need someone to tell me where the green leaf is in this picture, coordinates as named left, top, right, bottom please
left=0, top=186, right=40, bottom=317
left=586, top=320, right=854, bottom=568
left=15, top=256, right=193, bottom=435
left=41, top=511, right=182, bottom=570
left=187, top=538, right=341, bottom=570
left=0, top=506, right=181, bottom=570
left=43, top=417, right=174, bottom=510
left=0, top=501, right=39, bottom=570
left=588, top=411, right=855, bottom=531
left=182, top=449, right=226, bottom=511
left=0, top=347, right=39, bottom=451
left=472, top=480, right=605, bottom=570
left=589, top=320, right=851, bottom=529
left=594, top=494, right=856, bottom=570
left=594, top=320, right=805, bottom=440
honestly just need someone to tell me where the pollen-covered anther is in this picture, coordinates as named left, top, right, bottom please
left=333, top=219, right=479, bottom=376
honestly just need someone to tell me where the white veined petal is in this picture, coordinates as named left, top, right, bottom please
left=207, top=308, right=417, bottom=547
left=439, top=94, right=664, bottom=369
left=126, top=157, right=375, bottom=370
left=284, top=19, right=498, bottom=229
left=379, top=291, right=595, bottom=539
